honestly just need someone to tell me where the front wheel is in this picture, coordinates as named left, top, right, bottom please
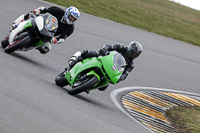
left=55, top=71, right=68, bottom=87
left=67, top=76, right=98, bottom=95
left=5, top=35, right=31, bottom=53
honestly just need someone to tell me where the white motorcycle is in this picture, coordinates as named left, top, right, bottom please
left=1, top=13, right=58, bottom=53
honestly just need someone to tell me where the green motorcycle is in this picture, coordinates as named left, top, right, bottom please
left=55, top=51, right=127, bottom=95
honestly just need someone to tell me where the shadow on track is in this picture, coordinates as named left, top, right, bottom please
left=9, top=52, right=52, bottom=69
left=74, top=94, right=115, bottom=111
left=53, top=82, right=115, bottom=110
left=0, top=47, right=45, bottom=67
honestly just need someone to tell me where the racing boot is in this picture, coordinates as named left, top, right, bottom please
left=68, top=51, right=82, bottom=69
left=36, top=42, right=52, bottom=54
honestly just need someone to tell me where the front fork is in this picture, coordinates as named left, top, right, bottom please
left=86, top=70, right=100, bottom=87
left=9, top=19, right=32, bottom=44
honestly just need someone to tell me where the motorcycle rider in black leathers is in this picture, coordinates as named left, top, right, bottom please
left=67, top=41, right=143, bottom=91
left=2, top=6, right=80, bottom=54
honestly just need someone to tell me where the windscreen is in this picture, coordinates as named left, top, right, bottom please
left=113, top=52, right=127, bottom=72
left=43, top=14, right=58, bottom=32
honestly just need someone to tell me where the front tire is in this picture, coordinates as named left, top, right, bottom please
left=5, top=35, right=31, bottom=53
left=55, top=71, right=68, bottom=87
left=67, top=76, right=98, bottom=95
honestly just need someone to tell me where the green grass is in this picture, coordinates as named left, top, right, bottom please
left=165, top=106, right=200, bottom=133
left=44, top=0, right=200, bottom=46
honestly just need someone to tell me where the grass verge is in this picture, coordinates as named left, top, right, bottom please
left=165, top=106, right=200, bottom=133
left=44, top=0, right=200, bottom=46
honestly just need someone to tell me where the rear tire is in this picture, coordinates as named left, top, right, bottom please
left=5, top=35, right=31, bottom=53
left=55, top=71, right=68, bottom=87
left=1, top=39, right=9, bottom=48
left=67, top=76, right=98, bottom=95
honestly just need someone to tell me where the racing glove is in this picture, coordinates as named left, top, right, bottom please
left=99, top=44, right=112, bottom=56
left=68, top=51, right=82, bottom=68
left=102, top=44, right=111, bottom=51
left=51, top=37, right=57, bottom=44
left=33, top=6, right=45, bottom=15
left=99, top=49, right=106, bottom=55
left=99, top=49, right=110, bottom=56
left=33, top=9, right=40, bottom=15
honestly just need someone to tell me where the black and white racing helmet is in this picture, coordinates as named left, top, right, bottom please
left=127, top=41, right=143, bottom=59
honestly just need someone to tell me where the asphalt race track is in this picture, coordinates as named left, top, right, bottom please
left=0, top=0, right=200, bottom=133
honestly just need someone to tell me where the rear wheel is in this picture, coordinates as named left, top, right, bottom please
left=67, top=76, right=98, bottom=95
left=55, top=71, right=68, bottom=87
left=5, top=35, right=31, bottom=53
left=1, top=39, right=9, bottom=48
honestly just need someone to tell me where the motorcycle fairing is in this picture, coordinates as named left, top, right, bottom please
left=9, top=19, right=32, bottom=44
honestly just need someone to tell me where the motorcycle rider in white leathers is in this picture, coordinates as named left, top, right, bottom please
left=5, top=6, right=80, bottom=54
